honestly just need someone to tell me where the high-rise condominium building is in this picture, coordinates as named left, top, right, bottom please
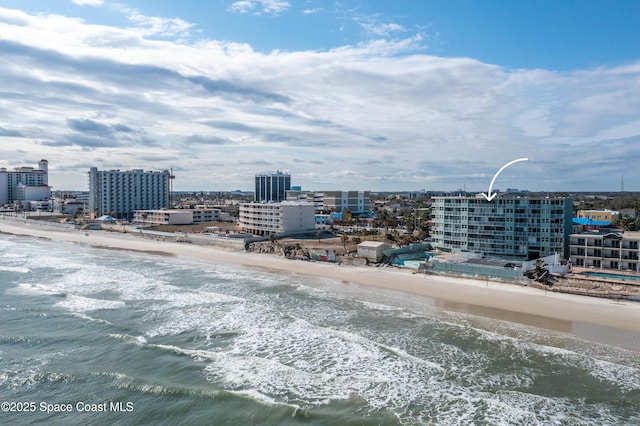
left=0, top=159, right=49, bottom=204
left=255, top=171, right=291, bottom=203
left=88, top=167, right=172, bottom=219
left=432, top=195, right=573, bottom=260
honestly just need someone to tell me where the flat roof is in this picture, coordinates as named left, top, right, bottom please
left=358, top=241, right=389, bottom=248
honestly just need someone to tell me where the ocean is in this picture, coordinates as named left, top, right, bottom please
left=1, top=233, right=639, bottom=425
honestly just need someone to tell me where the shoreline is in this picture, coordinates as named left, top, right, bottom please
left=2, top=217, right=640, bottom=349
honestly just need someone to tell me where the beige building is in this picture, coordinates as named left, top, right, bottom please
left=322, top=191, right=370, bottom=214
left=192, top=208, right=221, bottom=222
left=576, top=209, right=619, bottom=223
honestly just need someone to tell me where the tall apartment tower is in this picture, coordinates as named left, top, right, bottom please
left=254, top=171, right=291, bottom=202
left=88, top=167, right=172, bottom=219
left=0, top=159, right=50, bottom=204
left=432, top=195, right=573, bottom=260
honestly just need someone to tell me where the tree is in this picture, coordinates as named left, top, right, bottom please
left=341, top=234, right=349, bottom=251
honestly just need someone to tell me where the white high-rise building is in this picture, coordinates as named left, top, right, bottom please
left=88, top=167, right=172, bottom=219
left=0, top=159, right=50, bottom=204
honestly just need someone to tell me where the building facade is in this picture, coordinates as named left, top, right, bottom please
left=239, top=201, right=316, bottom=236
left=132, top=208, right=221, bottom=225
left=569, top=230, right=640, bottom=271
left=357, top=241, right=391, bottom=262
left=576, top=209, right=619, bottom=224
left=432, top=195, right=573, bottom=260
left=133, top=210, right=193, bottom=225
left=0, top=160, right=50, bottom=205
left=88, top=167, right=172, bottom=219
left=254, top=171, right=291, bottom=203
left=322, top=191, right=371, bottom=214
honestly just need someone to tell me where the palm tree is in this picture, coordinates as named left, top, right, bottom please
left=341, top=234, right=349, bottom=251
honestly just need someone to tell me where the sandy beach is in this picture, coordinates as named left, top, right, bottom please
left=2, top=217, right=640, bottom=346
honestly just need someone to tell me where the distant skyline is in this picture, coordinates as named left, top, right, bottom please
left=1, top=1, right=640, bottom=192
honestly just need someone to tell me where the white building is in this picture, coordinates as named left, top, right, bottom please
left=52, top=190, right=90, bottom=203
left=133, top=210, right=193, bottom=225
left=0, top=159, right=50, bottom=205
left=569, top=230, right=640, bottom=271
left=88, top=167, right=172, bottom=220
left=15, top=184, right=51, bottom=205
left=357, top=241, right=391, bottom=262
left=239, top=201, right=316, bottom=236
left=52, top=198, right=85, bottom=215
left=133, top=208, right=222, bottom=225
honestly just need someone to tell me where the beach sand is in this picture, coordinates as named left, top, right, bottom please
left=2, top=217, right=640, bottom=349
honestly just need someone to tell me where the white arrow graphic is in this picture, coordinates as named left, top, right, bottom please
left=481, top=158, right=528, bottom=202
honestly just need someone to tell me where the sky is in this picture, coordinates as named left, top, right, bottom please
left=1, top=1, right=640, bottom=192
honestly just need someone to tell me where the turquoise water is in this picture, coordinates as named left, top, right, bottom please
left=581, top=271, right=640, bottom=282
left=1, top=234, right=639, bottom=425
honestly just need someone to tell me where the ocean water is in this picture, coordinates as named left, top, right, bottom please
left=1, top=234, right=639, bottom=425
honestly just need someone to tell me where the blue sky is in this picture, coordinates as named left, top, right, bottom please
left=1, top=0, right=640, bottom=191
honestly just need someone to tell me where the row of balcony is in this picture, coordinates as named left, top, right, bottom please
left=570, top=243, right=640, bottom=250
left=570, top=252, right=640, bottom=260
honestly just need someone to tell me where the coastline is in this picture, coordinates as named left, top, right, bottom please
left=2, top=217, right=640, bottom=349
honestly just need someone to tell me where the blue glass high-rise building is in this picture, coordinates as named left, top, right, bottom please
left=254, top=171, right=291, bottom=202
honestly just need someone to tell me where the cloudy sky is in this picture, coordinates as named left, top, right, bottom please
left=1, top=1, right=639, bottom=192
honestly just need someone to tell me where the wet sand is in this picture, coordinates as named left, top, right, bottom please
left=2, top=217, right=640, bottom=347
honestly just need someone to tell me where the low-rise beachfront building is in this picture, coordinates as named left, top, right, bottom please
left=432, top=195, right=573, bottom=260
left=52, top=198, right=85, bottom=215
left=357, top=241, right=391, bottom=262
left=132, top=208, right=221, bottom=225
left=192, top=208, right=221, bottom=223
left=133, top=210, right=194, bottom=225
left=239, top=201, right=316, bottom=236
left=569, top=230, right=640, bottom=271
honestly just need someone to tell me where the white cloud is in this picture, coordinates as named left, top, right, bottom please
left=360, top=22, right=406, bottom=37
left=0, top=7, right=639, bottom=192
left=229, top=1, right=254, bottom=14
left=71, top=0, right=104, bottom=6
left=229, top=0, right=290, bottom=15
left=120, top=7, right=195, bottom=38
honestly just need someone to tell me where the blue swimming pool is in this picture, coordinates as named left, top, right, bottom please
left=581, top=271, right=640, bottom=282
